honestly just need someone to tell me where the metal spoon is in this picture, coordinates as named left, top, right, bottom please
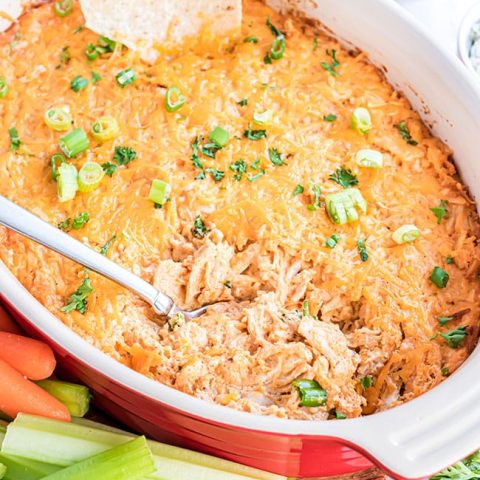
left=0, top=195, right=208, bottom=320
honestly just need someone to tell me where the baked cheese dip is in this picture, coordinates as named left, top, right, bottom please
left=1, top=0, right=480, bottom=420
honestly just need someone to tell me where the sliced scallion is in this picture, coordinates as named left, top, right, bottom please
left=430, top=266, right=449, bottom=288
left=54, top=0, right=73, bottom=17
left=85, top=44, right=98, bottom=61
left=209, top=126, right=229, bottom=148
left=253, top=110, right=273, bottom=126
left=292, top=379, right=327, bottom=407
left=70, top=75, right=88, bottom=93
left=91, top=116, right=119, bottom=143
left=148, top=179, right=171, bottom=206
left=270, top=35, right=286, bottom=60
left=325, top=188, right=367, bottom=224
left=351, top=107, right=372, bottom=135
left=355, top=149, right=383, bottom=168
left=59, top=128, right=90, bottom=158
left=326, top=234, right=340, bottom=249
left=115, top=68, right=136, bottom=88
left=392, top=224, right=420, bottom=244
left=51, top=153, right=66, bottom=181
left=0, top=76, right=8, bottom=98
left=165, top=86, right=186, bottom=113
left=57, top=163, right=78, bottom=202
left=44, top=107, right=72, bottom=132
left=78, top=162, right=104, bottom=193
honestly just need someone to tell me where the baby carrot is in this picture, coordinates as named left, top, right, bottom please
left=0, top=358, right=70, bottom=421
left=0, top=332, right=56, bottom=380
left=0, top=304, right=22, bottom=335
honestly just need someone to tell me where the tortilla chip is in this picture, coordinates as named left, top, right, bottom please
left=79, top=0, right=242, bottom=62
left=0, top=0, right=22, bottom=32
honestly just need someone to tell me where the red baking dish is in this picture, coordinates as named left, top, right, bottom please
left=3, top=0, right=480, bottom=478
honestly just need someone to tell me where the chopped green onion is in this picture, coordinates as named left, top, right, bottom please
left=253, top=110, right=273, bottom=126
left=91, top=116, right=119, bottom=143
left=323, top=114, right=336, bottom=122
left=429, top=266, right=449, bottom=288
left=320, top=49, right=340, bottom=77
left=270, top=35, right=286, bottom=60
left=148, top=179, right=171, bottom=206
left=307, top=184, right=322, bottom=211
left=293, top=184, right=304, bottom=196
left=59, top=128, right=89, bottom=158
left=355, top=149, right=383, bottom=168
left=438, top=316, right=454, bottom=326
left=357, top=239, right=368, bottom=262
left=91, top=71, right=102, bottom=84
left=392, top=224, right=420, bottom=244
left=394, top=120, right=418, bottom=146
left=58, top=46, right=71, bottom=68
left=54, top=0, right=73, bottom=17
left=0, top=76, right=8, bottom=98
left=244, top=126, right=267, bottom=140
left=97, top=36, right=116, bottom=54
left=326, top=234, right=340, bottom=249
left=292, top=379, right=327, bottom=407
left=51, top=153, right=66, bottom=181
left=441, top=367, right=450, bottom=376
left=351, top=107, right=372, bottom=134
left=85, top=44, right=98, bottom=61
left=325, top=188, right=367, bottom=224
left=165, top=86, right=186, bottom=113
left=244, top=36, right=258, bottom=43
left=78, top=162, right=104, bottom=193
left=115, top=68, right=136, bottom=88
left=204, top=168, right=225, bottom=182
left=44, top=107, right=72, bottom=132
left=431, top=200, right=448, bottom=224
left=432, top=326, right=468, bottom=349
left=42, top=436, right=155, bottom=480
left=57, top=163, right=78, bottom=202
left=9, top=127, right=21, bottom=152
left=70, top=75, right=89, bottom=93
left=237, top=98, right=248, bottom=106
left=329, top=167, right=358, bottom=188
left=36, top=379, right=91, bottom=417
left=61, top=276, right=92, bottom=314
left=335, top=411, right=347, bottom=419
left=247, top=170, right=265, bottom=182
left=209, top=126, right=229, bottom=148
left=360, top=376, right=374, bottom=390
left=438, top=309, right=470, bottom=327
left=192, top=216, right=210, bottom=239
left=446, top=256, right=454, bottom=265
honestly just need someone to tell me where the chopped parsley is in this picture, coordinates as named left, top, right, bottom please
left=441, top=367, right=450, bottom=376
left=74, top=26, right=83, bottom=34
left=100, top=235, right=116, bottom=255
left=357, top=239, right=369, bottom=262
left=244, top=36, right=258, bottom=44
left=432, top=326, right=468, bottom=349
left=394, top=120, right=418, bottom=146
left=268, top=148, right=285, bottom=166
left=192, top=216, right=210, bottom=239
left=329, top=167, right=359, bottom=188
left=438, top=308, right=470, bottom=326
left=230, top=160, right=248, bottom=181
left=244, top=126, right=267, bottom=140
left=323, top=114, right=337, bottom=122
left=8, top=127, right=21, bottom=151
left=70, top=75, right=89, bottom=92
left=320, top=49, right=340, bottom=77
left=191, top=136, right=203, bottom=170
left=91, top=71, right=102, bottom=83
left=113, top=146, right=137, bottom=165
left=431, top=450, right=480, bottom=480
left=102, top=163, right=117, bottom=176
left=61, top=276, right=93, bottom=314
left=293, top=184, right=304, bottom=196
left=72, top=212, right=90, bottom=229
left=56, top=46, right=71, bottom=69
left=307, top=184, right=322, bottom=211
left=360, top=376, right=374, bottom=390
left=431, top=199, right=448, bottom=224
left=247, top=170, right=265, bottom=182
left=200, top=142, right=220, bottom=159
left=326, top=234, right=341, bottom=249
left=237, top=98, right=248, bottom=106
left=204, top=168, right=225, bottom=182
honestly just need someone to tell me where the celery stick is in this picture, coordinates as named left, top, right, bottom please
left=42, top=436, right=155, bottom=480
left=36, top=380, right=91, bottom=417
left=0, top=454, right=60, bottom=480
left=3, top=414, right=287, bottom=480
left=0, top=464, right=5, bottom=479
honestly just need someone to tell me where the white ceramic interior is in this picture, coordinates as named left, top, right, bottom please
left=2, top=0, right=480, bottom=477
left=458, top=1, right=480, bottom=72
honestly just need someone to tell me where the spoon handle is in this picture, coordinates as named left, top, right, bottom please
left=0, top=195, right=174, bottom=315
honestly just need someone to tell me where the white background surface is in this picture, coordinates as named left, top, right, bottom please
left=396, top=0, right=478, bottom=54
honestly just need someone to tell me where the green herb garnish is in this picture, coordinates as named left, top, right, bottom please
left=430, top=266, right=449, bottom=288
left=307, top=184, right=322, bottom=211
left=268, top=148, right=285, bottom=166
left=357, top=239, right=368, bottom=262
left=360, top=376, right=373, bottom=390
left=431, top=200, right=448, bottom=224
left=323, top=114, right=337, bottom=122
left=293, top=184, right=304, bottom=196
left=61, top=276, right=93, bottom=314
left=244, top=36, right=258, bottom=44
left=292, top=379, right=327, bottom=407
left=326, top=234, right=341, bottom=249
left=394, top=120, right=418, bottom=146
left=432, top=326, right=468, bottom=349
left=100, top=235, right=116, bottom=255
left=230, top=160, right=248, bottom=181
left=70, top=75, right=88, bottom=92
left=244, top=126, right=267, bottom=140
left=9, top=127, right=21, bottom=151
left=237, top=98, right=248, bottom=106
left=329, top=167, right=359, bottom=188
left=113, top=146, right=137, bottom=165
left=320, top=49, right=340, bottom=77
left=192, top=216, right=210, bottom=239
